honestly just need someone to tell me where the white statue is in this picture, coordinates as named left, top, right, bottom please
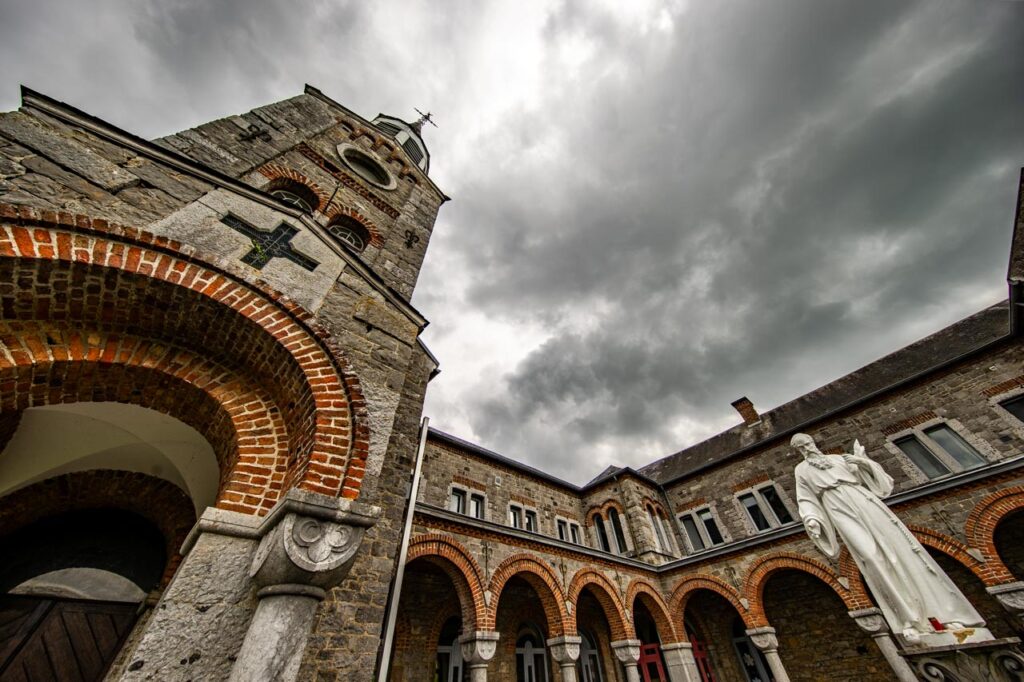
left=791, top=433, right=988, bottom=644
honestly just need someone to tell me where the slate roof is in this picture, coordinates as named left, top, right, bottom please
left=639, top=300, right=1012, bottom=485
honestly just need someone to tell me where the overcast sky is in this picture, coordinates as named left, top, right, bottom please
left=1, top=0, right=1021, bottom=483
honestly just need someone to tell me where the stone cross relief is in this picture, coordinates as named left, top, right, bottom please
left=221, top=214, right=318, bottom=272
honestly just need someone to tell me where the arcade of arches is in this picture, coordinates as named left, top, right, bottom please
left=390, top=506, right=1024, bottom=682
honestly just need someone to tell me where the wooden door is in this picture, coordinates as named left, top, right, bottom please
left=638, top=643, right=667, bottom=682
left=0, top=595, right=137, bottom=682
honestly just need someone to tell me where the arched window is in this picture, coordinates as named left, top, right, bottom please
left=516, top=626, right=548, bottom=682
left=608, top=508, right=628, bottom=554
left=327, top=216, right=371, bottom=253
left=266, top=177, right=320, bottom=213
left=436, top=617, right=466, bottom=682
left=593, top=515, right=611, bottom=553
left=647, top=505, right=663, bottom=552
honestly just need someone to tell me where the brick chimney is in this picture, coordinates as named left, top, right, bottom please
left=731, top=397, right=760, bottom=425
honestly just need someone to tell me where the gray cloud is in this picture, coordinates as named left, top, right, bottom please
left=1, top=0, right=1020, bottom=483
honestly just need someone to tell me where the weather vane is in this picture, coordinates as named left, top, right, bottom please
left=413, top=108, right=438, bottom=129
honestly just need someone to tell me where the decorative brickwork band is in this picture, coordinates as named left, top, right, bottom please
left=323, top=204, right=384, bottom=247
left=256, top=163, right=329, bottom=212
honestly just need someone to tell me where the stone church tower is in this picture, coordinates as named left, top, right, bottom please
left=0, top=85, right=445, bottom=679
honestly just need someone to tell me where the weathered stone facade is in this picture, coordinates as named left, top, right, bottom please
left=0, top=82, right=1023, bottom=682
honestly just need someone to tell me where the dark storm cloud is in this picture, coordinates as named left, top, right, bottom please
left=0, top=0, right=1020, bottom=483
left=427, top=0, right=1024, bottom=481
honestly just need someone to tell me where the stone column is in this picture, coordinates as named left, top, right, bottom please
left=848, top=607, right=917, bottom=682
left=459, top=631, right=500, bottom=682
left=746, top=627, right=791, bottom=682
left=547, top=635, right=581, bottom=682
left=611, top=639, right=642, bottom=682
left=660, top=642, right=702, bottom=682
left=988, top=582, right=1024, bottom=625
left=227, top=490, right=378, bottom=682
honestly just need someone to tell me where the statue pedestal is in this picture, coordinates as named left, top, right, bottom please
left=900, top=637, right=1024, bottom=681
left=897, top=626, right=994, bottom=649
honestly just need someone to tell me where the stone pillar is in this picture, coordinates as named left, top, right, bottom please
left=746, top=627, right=791, bottom=682
left=848, top=607, right=917, bottom=682
left=227, top=490, right=378, bottom=682
left=611, top=639, right=642, bottom=682
left=459, top=631, right=500, bottom=682
left=547, top=635, right=581, bottom=682
left=660, top=642, right=702, bottom=682
left=988, top=582, right=1024, bottom=624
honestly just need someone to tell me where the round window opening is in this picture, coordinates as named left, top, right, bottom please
left=328, top=217, right=371, bottom=253
left=338, top=144, right=396, bottom=190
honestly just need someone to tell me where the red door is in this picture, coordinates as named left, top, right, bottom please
left=691, top=637, right=716, bottom=682
left=638, top=643, right=667, bottom=682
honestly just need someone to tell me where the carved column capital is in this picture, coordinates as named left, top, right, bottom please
left=745, top=626, right=780, bottom=652
left=547, top=636, right=582, bottom=664
left=249, top=489, right=379, bottom=596
left=611, top=639, right=642, bottom=664
left=459, top=631, right=500, bottom=665
left=849, top=607, right=889, bottom=636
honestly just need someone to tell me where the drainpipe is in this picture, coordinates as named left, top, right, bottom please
left=376, top=416, right=430, bottom=682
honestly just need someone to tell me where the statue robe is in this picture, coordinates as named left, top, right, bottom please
left=795, top=454, right=984, bottom=635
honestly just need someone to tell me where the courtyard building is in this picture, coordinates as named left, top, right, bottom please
left=0, top=86, right=1022, bottom=681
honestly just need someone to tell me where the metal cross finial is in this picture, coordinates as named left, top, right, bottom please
left=413, top=108, right=438, bottom=128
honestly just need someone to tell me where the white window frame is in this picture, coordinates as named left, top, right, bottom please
left=447, top=485, right=467, bottom=515
left=524, top=508, right=539, bottom=533
left=884, top=417, right=994, bottom=484
left=677, top=505, right=727, bottom=554
left=554, top=516, right=585, bottom=546
left=509, top=503, right=524, bottom=529
left=569, top=522, right=582, bottom=546
left=468, top=491, right=487, bottom=520
left=734, top=482, right=796, bottom=534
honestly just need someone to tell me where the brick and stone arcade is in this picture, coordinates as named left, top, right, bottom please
left=0, top=85, right=1022, bottom=681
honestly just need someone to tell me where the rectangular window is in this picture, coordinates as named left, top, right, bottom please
left=449, top=489, right=466, bottom=515
left=570, top=523, right=581, bottom=545
left=758, top=485, right=794, bottom=524
left=1001, top=395, right=1024, bottom=422
left=895, top=435, right=951, bottom=479
left=509, top=504, right=523, bottom=529
left=698, top=508, right=725, bottom=545
left=525, top=510, right=538, bottom=533
left=739, top=493, right=772, bottom=532
left=680, top=515, right=705, bottom=552
left=557, top=519, right=568, bottom=541
left=469, top=493, right=485, bottom=519
left=923, top=424, right=986, bottom=470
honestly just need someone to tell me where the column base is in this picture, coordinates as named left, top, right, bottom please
left=900, top=637, right=1024, bottom=681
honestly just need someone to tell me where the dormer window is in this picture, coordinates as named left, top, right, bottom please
left=327, top=216, right=371, bottom=253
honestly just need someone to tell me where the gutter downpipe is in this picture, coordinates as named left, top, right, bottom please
left=376, top=416, right=430, bottom=682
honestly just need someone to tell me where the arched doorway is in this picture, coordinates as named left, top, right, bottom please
left=633, top=598, right=668, bottom=682
left=577, top=629, right=605, bottom=682
left=681, top=589, right=761, bottom=682
left=762, top=569, right=888, bottom=681
left=436, top=617, right=467, bottom=682
left=515, top=624, right=549, bottom=682
left=389, top=558, right=472, bottom=682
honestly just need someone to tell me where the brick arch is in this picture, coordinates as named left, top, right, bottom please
left=486, top=554, right=570, bottom=637
left=0, top=325, right=289, bottom=511
left=256, top=163, right=329, bottom=211
left=626, top=579, right=681, bottom=644
left=0, top=470, right=195, bottom=586
left=744, top=552, right=871, bottom=626
left=0, top=205, right=370, bottom=508
left=668, top=574, right=751, bottom=639
left=566, top=569, right=630, bottom=640
left=324, top=204, right=384, bottom=248
left=406, top=534, right=487, bottom=630
left=966, top=486, right=1024, bottom=582
left=909, top=525, right=1012, bottom=587
left=585, top=499, right=627, bottom=527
